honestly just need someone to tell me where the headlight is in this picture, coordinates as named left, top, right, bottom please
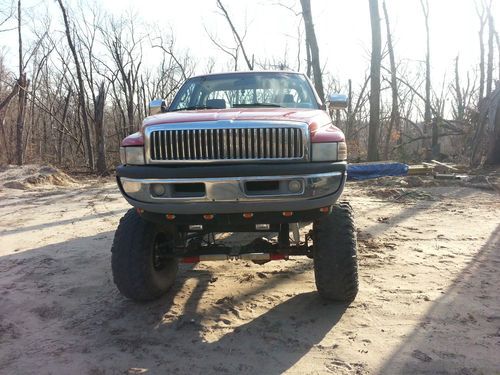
left=311, top=142, right=347, bottom=161
left=120, top=146, right=145, bottom=165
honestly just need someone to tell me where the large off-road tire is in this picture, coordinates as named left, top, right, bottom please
left=313, top=202, right=359, bottom=302
left=111, top=209, right=178, bottom=301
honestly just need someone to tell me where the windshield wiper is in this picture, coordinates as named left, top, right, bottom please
left=233, top=103, right=282, bottom=108
left=170, top=105, right=216, bottom=112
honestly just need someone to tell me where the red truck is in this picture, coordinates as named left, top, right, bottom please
left=113, top=71, right=358, bottom=302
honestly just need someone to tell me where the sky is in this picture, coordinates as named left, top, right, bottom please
left=0, top=0, right=495, bottom=92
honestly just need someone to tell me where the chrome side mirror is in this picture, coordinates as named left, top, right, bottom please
left=328, top=94, right=348, bottom=110
left=149, top=99, right=168, bottom=115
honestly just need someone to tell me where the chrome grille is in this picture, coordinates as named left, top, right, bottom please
left=148, top=125, right=306, bottom=162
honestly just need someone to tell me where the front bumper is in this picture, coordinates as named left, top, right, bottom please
left=116, top=162, right=346, bottom=214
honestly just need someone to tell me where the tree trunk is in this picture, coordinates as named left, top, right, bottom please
left=0, top=84, right=19, bottom=163
left=485, top=85, right=500, bottom=165
left=368, top=0, right=381, bottom=161
left=94, top=82, right=107, bottom=175
left=300, top=0, right=325, bottom=104
left=346, top=79, right=353, bottom=139
left=454, top=56, right=464, bottom=120
left=423, top=11, right=431, bottom=128
left=420, top=1, right=433, bottom=143
left=56, top=0, right=94, bottom=171
left=486, top=13, right=494, bottom=96
left=15, top=76, right=29, bottom=165
left=15, top=0, right=27, bottom=165
left=485, top=106, right=500, bottom=165
left=305, top=41, right=312, bottom=78
left=58, top=90, right=72, bottom=165
left=478, top=7, right=486, bottom=102
left=0, top=84, right=19, bottom=113
left=382, top=1, right=399, bottom=159
left=496, top=31, right=500, bottom=81
left=431, top=116, right=439, bottom=157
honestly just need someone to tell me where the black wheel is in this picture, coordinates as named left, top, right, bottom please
left=111, top=209, right=178, bottom=301
left=313, top=202, right=358, bottom=302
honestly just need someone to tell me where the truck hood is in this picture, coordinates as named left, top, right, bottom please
left=143, top=108, right=331, bottom=131
left=121, top=108, right=345, bottom=146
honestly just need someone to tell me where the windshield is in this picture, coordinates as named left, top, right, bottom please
left=169, top=72, right=319, bottom=111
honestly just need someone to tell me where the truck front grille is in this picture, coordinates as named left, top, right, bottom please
left=148, top=125, right=306, bottom=162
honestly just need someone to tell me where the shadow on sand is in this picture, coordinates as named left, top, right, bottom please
left=0, top=229, right=349, bottom=374
left=378, top=225, right=500, bottom=374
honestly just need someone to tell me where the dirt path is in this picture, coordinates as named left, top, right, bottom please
left=0, top=179, right=499, bottom=374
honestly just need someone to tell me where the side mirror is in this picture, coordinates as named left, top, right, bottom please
left=149, top=99, right=168, bottom=116
left=328, top=94, right=348, bottom=110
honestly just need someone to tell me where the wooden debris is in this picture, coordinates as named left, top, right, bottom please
left=434, top=173, right=468, bottom=180
left=430, top=160, right=459, bottom=171
left=408, top=165, right=434, bottom=175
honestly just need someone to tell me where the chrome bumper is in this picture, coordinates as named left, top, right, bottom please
left=118, top=171, right=345, bottom=214
left=120, top=171, right=341, bottom=202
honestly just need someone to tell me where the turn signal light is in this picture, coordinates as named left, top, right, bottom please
left=166, top=213, right=176, bottom=220
left=270, top=253, right=288, bottom=261
left=203, top=214, right=214, bottom=220
left=136, top=208, right=144, bottom=214
left=243, top=213, right=254, bottom=219
left=319, top=206, right=330, bottom=213
left=282, top=211, right=294, bottom=217
left=181, top=256, right=200, bottom=264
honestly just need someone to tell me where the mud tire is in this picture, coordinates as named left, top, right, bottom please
left=313, top=202, right=359, bottom=302
left=111, top=209, right=178, bottom=301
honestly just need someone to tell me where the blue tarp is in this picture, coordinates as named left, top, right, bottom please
left=347, top=162, right=409, bottom=181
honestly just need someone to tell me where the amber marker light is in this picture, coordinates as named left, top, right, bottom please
left=319, top=206, right=330, bottom=213
left=136, top=208, right=144, bottom=214
left=166, top=213, right=176, bottom=220
left=203, top=214, right=215, bottom=220
left=282, top=211, right=294, bottom=217
left=243, top=213, right=254, bottom=219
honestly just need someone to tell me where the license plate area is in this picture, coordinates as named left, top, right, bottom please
left=206, top=181, right=242, bottom=201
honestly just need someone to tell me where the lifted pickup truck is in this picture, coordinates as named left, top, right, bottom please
left=112, top=71, right=358, bottom=302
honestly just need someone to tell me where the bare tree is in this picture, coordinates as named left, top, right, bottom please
left=142, top=40, right=191, bottom=105
left=368, top=0, right=381, bottom=161
left=101, top=14, right=144, bottom=134
left=496, top=31, right=500, bottom=79
left=15, top=0, right=29, bottom=165
left=0, top=1, right=15, bottom=34
left=476, top=0, right=489, bottom=102
left=0, top=79, right=19, bottom=163
left=420, top=0, right=433, bottom=148
left=451, top=56, right=465, bottom=121
left=215, top=0, right=253, bottom=70
left=0, top=0, right=496, bottom=169
left=73, top=5, right=110, bottom=174
left=204, top=24, right=239, bottom=71
left=471, top=0, right=497, bottom=166
left=300, top=0, right=324, bottom=103
left=151, top=36, right=187, bottom=81
left=93, top=81, right=106, bottom=173
left=56, top=0, right=94, bottom=170
left=382, top=0, right=400, bottom=159
left=0, top=82, right=19, bottom=113
left=486, top=5, right=495, bottom=96
left=485, top=84, right=500, bottom=164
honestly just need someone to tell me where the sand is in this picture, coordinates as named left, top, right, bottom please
left=0, top=171, right=499, bottom=374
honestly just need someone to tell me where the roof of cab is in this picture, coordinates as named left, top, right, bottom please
left=189, top=70, right=304, bottom=79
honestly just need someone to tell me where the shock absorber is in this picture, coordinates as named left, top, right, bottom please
left=278, top=223, right=290, bottom=248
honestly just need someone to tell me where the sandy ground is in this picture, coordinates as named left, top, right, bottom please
left=0, top=169, right=499, bottom=374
